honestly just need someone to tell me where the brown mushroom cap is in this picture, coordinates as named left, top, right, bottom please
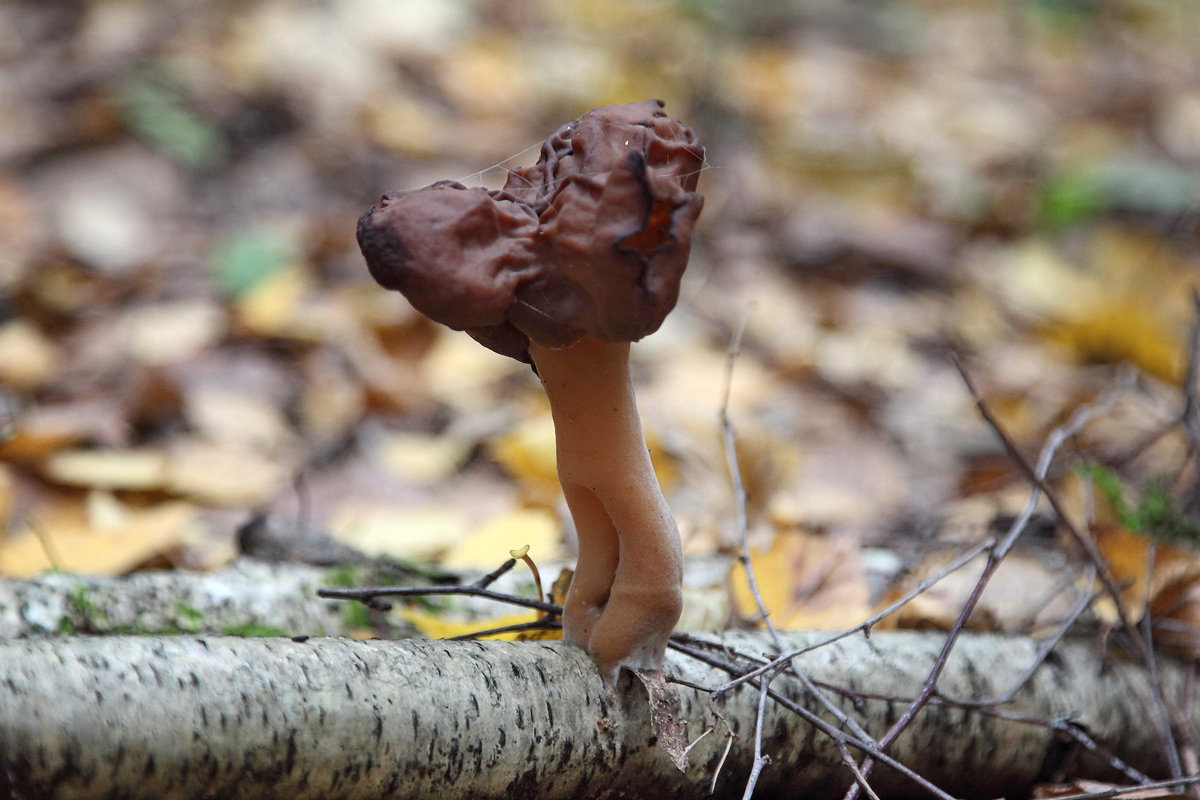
left=356, top=100, right=705, bottom=363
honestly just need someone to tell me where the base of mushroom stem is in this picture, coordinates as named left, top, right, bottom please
left=562, top=579, right=683, bottom=686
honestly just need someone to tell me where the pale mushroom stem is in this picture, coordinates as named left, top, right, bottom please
left=528, top=335, right=684, bottom=685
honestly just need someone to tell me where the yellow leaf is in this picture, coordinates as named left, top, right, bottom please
left=421, top=329, right=522, bottom=410
left=490, top=413, right=560, bottom=504
left=491, top=411, right=678, bottom=503
left=41, top=448, right=167, bottom=491
left=0, top=500, right=196, bottom=577
left=374, top=431, right=470, bottom=483
left=0, top=465, right=14, bottom=530
left=442, top=508, right=562, bottom=571
left=398, top=607, right=546, bottom=641
left=1047, top=298, right=1183, bottom=383
left=730, top=529, right=872, bottom=632
left=1093, top=525, right=1200, bottom=626
left=0, top=320, right=62, bottom=390
left=327, top=502, right=469, bottom=561
left=233, top=264, right=311, bottom=338
left=184, top=387, right=294, bottom=451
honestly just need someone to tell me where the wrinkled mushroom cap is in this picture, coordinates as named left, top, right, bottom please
left=357, top=100, right=705, bottom=363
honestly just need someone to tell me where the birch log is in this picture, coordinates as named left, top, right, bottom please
left=0, top=561, right=364, bottom=638
left=0, top=631, right=1188, bottom=799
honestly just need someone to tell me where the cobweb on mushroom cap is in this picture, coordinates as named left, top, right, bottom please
left=356, top=100, right=706, bottom=364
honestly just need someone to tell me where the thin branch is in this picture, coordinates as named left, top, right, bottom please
left=952, top=357, right=1135, bottom=629
left=448, top=618, right=561, bottom=641
left=839, top=360, right=1133, bottom=800
left=740, top=670, right=774, bottom=800
left=709, top=538, right=996, bottom=697
left=668, top=640, right=959, bottom=800
left=318, top=557, right=563, bottom=616
left=941, top=564, right=1098, bottom=707
left=720, top=307, right=781, bottom=648
left=1037, top=775, right=1200, bottom=800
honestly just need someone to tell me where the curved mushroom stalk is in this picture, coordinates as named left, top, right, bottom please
left=357, top=100, right=703, bottom=684
left=529, top=336, right=683, bottom=684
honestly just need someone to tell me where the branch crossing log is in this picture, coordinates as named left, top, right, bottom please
left=0, top=631, right=1188, bottom=799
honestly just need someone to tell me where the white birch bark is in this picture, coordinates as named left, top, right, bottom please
left=0, top=561, right=363, bottom=638
left=0, top=631, right=1188, bottom=799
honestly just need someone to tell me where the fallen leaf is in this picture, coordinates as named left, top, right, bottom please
left=441, top=508, right=563, bottom=571
left=1035, top=779, right=1190, bottom=800
left=327, top=502, right=469, bottom=561
left=297, top=350, right=365, bottom=446
left=0, top=499, right=196, bottom=577
left=0, top=320, right=62, bottom=390
left=41, top=448, right=167, bottom=491
left=374, top=431, right=471, bottom=484
left=119, top=300, right=227, bottom=366
left=630, top=668, right=689, bottom=773
left=421, top=329, right=524, bottom=411
left=232, top=263, right=312, bottom=337
left=489, top=412, right=561, bottom=505
left=0, top=464, right=14, bottom=527
left=184, top=385, right=295, bottom=451
left=163, top=438, right=292, bottom=506
left=0, top=399, right=133, bottom=462
left=730, top=528, right=872, bottom=632
left=398, top=606, right=541, bottom=641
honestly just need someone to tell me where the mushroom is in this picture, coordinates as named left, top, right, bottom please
left=357, top=100, right=705, bottom=684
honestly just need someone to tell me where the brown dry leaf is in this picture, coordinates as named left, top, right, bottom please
left=297, top=350, right=365, bottom=446
left=1060, top=471, right=1200, bottom=649
left=183, top=386, right=295, bottom=452
left=731, top=528, right=872, bottom=631
left=0, top=400, right=129, bottom=461
left=0, top=498, right=196, bottom=577
left=163, top=439, right=292, bottom=506
left=877, top=548, right=1076, bottom=634
left=630, top=668, right=689, bottom=773
left=1035, top=779, right=1190, bottom=800
left=119, top=300, right=227, bottom=366
left=1093, top=525, right=1200, bottom=648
